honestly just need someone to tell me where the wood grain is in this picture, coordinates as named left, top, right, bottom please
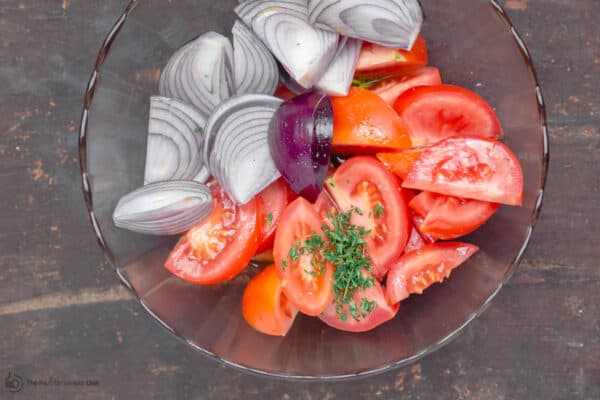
left=0, top=0, right=598, bottom=399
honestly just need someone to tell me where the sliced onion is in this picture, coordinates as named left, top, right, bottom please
left=269, top=90, right=333, bottom=202
left=235, top=0, right=339, bottom=88
left=144, top=96, right=208, bottom=184
left=232, top=20, right=279, bottom=95
left=316, top=38, right=363, bottom=96
left=159, top=32, right=234, bottom=118
left=308, top=0, right=423, bottom=49
left=203, top=95, right=283, bottom=204
left=113, top=181, right=212, bottom=235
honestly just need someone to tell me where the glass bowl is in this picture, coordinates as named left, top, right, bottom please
left=79, top=0, right=548, bottom=379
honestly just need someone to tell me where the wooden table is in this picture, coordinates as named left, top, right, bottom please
left=1, top=0, right=598, bottom=398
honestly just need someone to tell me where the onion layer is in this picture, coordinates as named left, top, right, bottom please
left=113, top=181, right=212, bottom=235
left=159, top=32, right=234, bottom=118
left=308, top=0, right=423, bottom=49
left=317, top=37, right=363, bottom=96
left=203, top=95, right=283, bottom=204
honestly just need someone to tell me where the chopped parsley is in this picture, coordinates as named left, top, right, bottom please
left=352, top=77, right=382, bottom=90
left=373, top=203, right=385, bottom=219
left=326, top=176, right=336, bottom=188
left=264, top=213, right=273, bottom=226
left=194, top=126, right=203, bottom=134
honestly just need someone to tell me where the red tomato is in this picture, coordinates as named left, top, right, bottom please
left=331, top=87, right=412, bottom=154
left=404, top=226, right=427, bottom=252
left=319, top=279, right=399, bottom=333
left=409, top=191, right=440, bottom=217
left=387, top=242, right=479, bottom=304
left=372, top=67, right=442, bottom=106
left=411, top=213, right=437, bottom=244
left=164, top=183, right=259, bottom=284
left=394, top=84, right=504, bottom=146
left=255, top=178, right=295, bottom=254
left=273, top=198, right=334, bottom=316
left=355, top=34, right=428, bottom=76
left=421, top=196, right=500, bottom=240
left=376, top=147, right=426, bottom=180
left=242, top=264, right=298, bottom=336
left=274, top=84, right=296, bottom=101
left=403, top=137, right=524, bottom=206
left=314, top=189, right=339, bottom=228
left=326, top=157, right=410, bottom=278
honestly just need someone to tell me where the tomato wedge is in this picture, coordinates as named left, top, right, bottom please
left=394, top=84, right=504, bottom=146
left=421, top=195, right=500, bottom=240
left=403, top=137, right=523, bottom=206
left=255, top=178, right=295, bottom=254
left=314, top=189, right=339, bottom=228
left=371, top=67, right=442, bottom=106
left=242, top=264, right=299, bottom=336
left=273, top=198, right=334, bottom=316
left=409, top=191, right=439, bottom=217
left=274, top=83, right=296, bottom=101
left=387, top=242, right=479, bottom=304
left=326, top=157, right=410, bottom=278
left=404, top=226, right=427, bottom=252
left=355, top=34, right=428, bottom=76
left=319, top=279, right=399, bottom=333
left=331, top=87, right=412, bottom=154
left=376, top=147, right=426, bottom=180
left=164, top=182, right=259, bottom=284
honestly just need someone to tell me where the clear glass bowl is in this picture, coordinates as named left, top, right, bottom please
left=79, top=0, right=548, bottom=379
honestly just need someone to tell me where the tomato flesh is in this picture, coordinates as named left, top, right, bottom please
left=242, top=264, right=298, bottom=336
left=255, top=178, right=294, bottom=254
left=327, top=156, right=410, bottom=278
left=387, top=242, right=479, bottom=304
left=164, top=182, right=259, bottom=284
left=355, top=34, right=428, bottom=76
left=404, top=226, right=427, bottom=253
left=273, top=198, right=334, bottom=316
left=409, top=191, right=440, bottom=217
left=332, top=87, right=412, bottom=154
left=394, top=84, right=504, bottom=146
left=403, top=137, right=524, bottom=206
left=372, top=67, right=442, bottom=106
left=319, top=279, right=399, bottom=333
left=376, top=147, right=426, bottom=180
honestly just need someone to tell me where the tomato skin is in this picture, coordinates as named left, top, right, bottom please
left=331, top=87, right=412, bottom=154
left=164, top=183, right=259, bottom=285
left=421, top=196, right=500, bottom=240
left=319, top=279, right=399, bottom=333
left=314, top=189, right=339, bottom=228
left=404, top=226, right=427, bottom=252
left=403, top=137, right=524, bottom=206
left=394, top=84, right=504, bottom=146
left=387, top=242, right=479, bottom=304
left=255, top=179, right=295, bottom=254
left=327, top=156, right=410, bottom=278
left=273, top=198, right=334, bottom=316
left=376, top=147, right=426, bottom=180
left=409, top=191, right=440, bottom=217
left=372, top=67, right=442, bottom=106
left=355, top=34, right=428, bottom=76
left=274, top=84, right=297, bottom=101
left=242, top=264, right=298, bottom=336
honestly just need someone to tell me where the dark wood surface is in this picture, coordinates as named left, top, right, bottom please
left=1, top=0, right=598, bottom=399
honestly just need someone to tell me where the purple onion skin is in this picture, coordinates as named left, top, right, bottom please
left=269, top=91, right=333, bottom=202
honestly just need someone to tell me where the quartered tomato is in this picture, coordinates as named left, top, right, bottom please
left=402, top=137, right=524, bottom=206
left=420, top=195, right=500, bottom=240
left=326, top=157, right=410, bottom=278
left=372, top=67, right=442, bottom=106
left=273, top=198, right=334, bottom=316
left=255, top=178, right=295, bottom=254
left=319, top=279, right=399, bottom=333
left=394, top=84, right=504, bottom=146
left=242, top=264, right=298, bottom=336
left=410, top=213, right=437, bottom=245
left=355, top=34, right=428, bottom=76
left=314, top=189, right=339, bottom=228
left=409, top=191, right=439, bottom=217
left=164, top=182, right=259, bottom=284
left=404, top=226, right=427, bottom=252
left=376, top=147, right=426, bottom=180
left=387, top=242, right=479, bottom=304
left=331, top=87, right=412, bottom=154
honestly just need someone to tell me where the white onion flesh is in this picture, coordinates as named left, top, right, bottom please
left=308, top=0, right=423, bottom=49
left=235, top=0, right=339, bottom=88
left=316, top=37, right=362, bottom=96
left=113, top=181, right=212, bottom=235
left=159, top=32, right=235, bottom=118
left=232, top=20, right=279, bottom=95
left=203, top=95, right=283, bottom=204
left=144, top=96, right=208, bottom=184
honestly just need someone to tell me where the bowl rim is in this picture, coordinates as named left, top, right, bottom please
left=78, top=0, right=549, bottom=381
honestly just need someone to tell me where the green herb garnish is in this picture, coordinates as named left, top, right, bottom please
left=373, top=203, right=385, bottom=219
left=265, top=213, right=273, bottom=226
left=194, top=126, right=203, bottom=134
left=352, top=77, right=382, bottom=90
